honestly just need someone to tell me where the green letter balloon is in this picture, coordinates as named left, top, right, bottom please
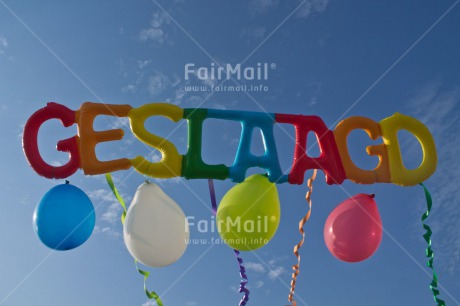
left=216, top=174, right=280, bottom=251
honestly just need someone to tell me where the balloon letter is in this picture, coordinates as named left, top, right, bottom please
left=222, top=111, right=282, bottom=183
left=129, top=103, right=183, bottom=178
left=334, top=116, right=390, bottom=184
left=77, top=102, right=133, bottom=175
left=182, top=108, right=229, bottom=180
left=23, top=102, right=79, bottom=179
left=379, top=113, right=437, bottom=186
left=276, top=114, right=345, bottom=185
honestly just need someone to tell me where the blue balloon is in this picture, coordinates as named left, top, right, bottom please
left=33, top=183, right=95, bottom=251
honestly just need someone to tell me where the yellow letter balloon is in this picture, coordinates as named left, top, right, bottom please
left=123, top=182, right=189, bottom=267
left=217, top=174, right=280, bottom=251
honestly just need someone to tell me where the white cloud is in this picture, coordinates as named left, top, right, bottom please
left=87, top=188, right=119, bottom=204
left=122, top=84, right=136, bottom=93
left=169, top=87, right=187, bottom=105
left=152, top=175, right=182, bottom=187
left=186, top=95, right=204, bottom=107
left=148, top=150, right=162, bottom=163
left=94, top=225, right=121, bottom=238
left=0, top=36, right=7, bottom=48
left=138, top=59, right=152, bottom=69
left=268, top=266, right=286, bottom=280
left=242, top=26, right=266, bottom=43
left=148, top=71, right=173, bottom=96
left=0, top=36, right=7, bottom=54
left=312, top=0, right=329, bottom=12
left=309, top=97, right=317, bottom=106
left=170, top=75, right=181, bottom=87
left=50, top=160, right=62, bottom=167
left=410, top=81, right=459, bottom=139
left=266, top=254, right=289, bottom=266
left=107, top=117, right=130, bottom=130
left=101, top=202, right=123, bottom=224
left=140, top=28, right=165, bottom=43
left=139, top=11, right=172, bottom=44
left=248, top=0, right=328, bottom=17
left=248, top=0, right=280, bottom=14
left=408, top=81, right=460, bottom=275
left=87, top=188, right=129, bottom=240
left=101, top=227, right=122, bottom=240
left=296, top=0, right=329, bottom=18
left=142, top=299, right=160, bottom=306
left=121, top=69, right=146, bottom=94
left=189, top=60, right=230, bottom=89
left=20, top=193, right=30, bottom=206
left=245, top=262, right=266, bottom=273
left=146, top=71, right=182, bottom=100
left=213, top=103, right=227, bottom=110
left=195, top=73, right=217, bottom=88
left=255, top=280, right=264, bottom=288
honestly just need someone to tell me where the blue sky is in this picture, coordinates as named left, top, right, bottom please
left=1, top=0, right=460, bottom=305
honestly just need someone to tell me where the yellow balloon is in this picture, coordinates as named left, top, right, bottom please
left=379, top=113, right=437, bottom=186
left=216, top=174, right=280, bottom=251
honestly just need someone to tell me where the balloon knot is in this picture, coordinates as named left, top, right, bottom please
left=370, top=193, right=375, bottom=198
left=65, top=180, right=69, bottom=184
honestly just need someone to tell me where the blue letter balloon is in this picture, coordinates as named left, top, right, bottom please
left=33, top=183, right=95, bottom=250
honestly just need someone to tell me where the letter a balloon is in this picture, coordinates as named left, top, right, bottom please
left=324, top=194, right=382, bottom=263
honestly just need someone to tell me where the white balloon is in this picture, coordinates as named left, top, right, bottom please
left=123, top=182, right=189, bottom=267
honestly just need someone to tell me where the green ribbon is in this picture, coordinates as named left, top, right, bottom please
left=105, top=173, right=164, bottom=306
left=105, top=173, right=127, bottom=224
left=420, top=183, right=445, bottom=306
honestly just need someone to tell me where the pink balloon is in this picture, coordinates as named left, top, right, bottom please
left=324, top=194, right=382, bottom=263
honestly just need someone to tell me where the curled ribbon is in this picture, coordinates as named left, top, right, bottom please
left=106, top=173, right=164, bottom=306
left=420, top=183, right=445, bottom=306
left=208, top=179, right=250, bottom=306
left=288, top=169, right=317, bottom=306
left=235, top=249, right=250, bottom=306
